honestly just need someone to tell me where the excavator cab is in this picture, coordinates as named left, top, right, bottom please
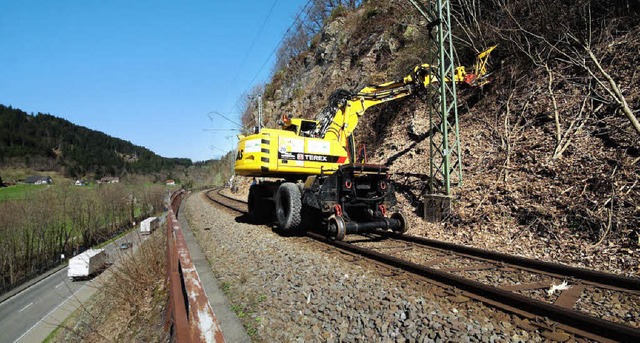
left=280, top=115, right=319, bottom=137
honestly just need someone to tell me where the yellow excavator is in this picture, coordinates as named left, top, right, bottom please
left=235, top=46, right=496, bottom=240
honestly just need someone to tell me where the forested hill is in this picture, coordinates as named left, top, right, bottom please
left=0, top=104, right=191, bottom=178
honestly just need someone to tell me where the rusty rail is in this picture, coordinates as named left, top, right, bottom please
left=206, top=188, right=640, bottom=342
left=165, top=190, right=225, bottom=343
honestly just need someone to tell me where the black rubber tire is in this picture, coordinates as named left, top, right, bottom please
left=248, top=186, right=270, bottom=223
left=248, top=187, right=259, bottom=221
left=275, top=182, right=302, bottom=231
left=327, top=215, right=346, bottom=241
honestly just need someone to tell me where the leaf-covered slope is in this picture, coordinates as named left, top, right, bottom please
left=0, top=104, right=191, bottom=178
left=247, top=0, right=640, bottom=275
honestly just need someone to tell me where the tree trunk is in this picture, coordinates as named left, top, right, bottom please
left=586, top=48, right=640, bottom=137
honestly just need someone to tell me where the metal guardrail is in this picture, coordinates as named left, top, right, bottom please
left=165, top=190, right=225, bottom=342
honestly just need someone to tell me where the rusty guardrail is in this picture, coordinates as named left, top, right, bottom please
left=165, top=190, right=225, bottom=342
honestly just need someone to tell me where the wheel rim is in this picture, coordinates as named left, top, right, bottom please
left=327, top=215, right=346, bottom=241
left=391, top=212, right=408, bottom=234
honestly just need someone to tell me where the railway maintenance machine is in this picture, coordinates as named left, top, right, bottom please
left=234, top=47, right=496, bottom=240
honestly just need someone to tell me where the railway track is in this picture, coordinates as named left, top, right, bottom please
left=205, top=188, right=640, bottom=342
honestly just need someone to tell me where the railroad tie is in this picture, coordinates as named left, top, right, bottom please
left=553, top=284, right=586, bottom=309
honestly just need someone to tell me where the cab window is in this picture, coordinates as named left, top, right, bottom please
left=284, top=124, right=298, bottom=134
left=299, top=121, right=317, bottom=137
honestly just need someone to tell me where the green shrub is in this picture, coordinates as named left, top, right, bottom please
left=329, top=5, right=348, bottom=21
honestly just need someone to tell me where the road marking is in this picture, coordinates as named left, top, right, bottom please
left=11, top=229, right=137, bottom=342
left=19, top=302, right=33, bottom=312
left=13, top=285, right=86, bottom=343
left=0, top=266, right=67, bottom=308
left=55, top=282, right=63, bottom=288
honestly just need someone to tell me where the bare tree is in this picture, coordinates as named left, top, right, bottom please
left=471, top=0, right=638, bottom=158
left=498, top=81, right=532, bottom=182
left=560, top=29, right=640, bottom=137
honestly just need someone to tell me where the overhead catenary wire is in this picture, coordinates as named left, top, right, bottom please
left=207, top=111, right=242, bottom=128
left=213, top=0, right=311, bottom=135
left=245, top=0, right=314, bottom=87
left=221, top=0, right=280, bottom=102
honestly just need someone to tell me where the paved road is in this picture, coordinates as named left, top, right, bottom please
left=0, top=228, right=148, bottom=343
left=0, top=266, right=86, bottom=342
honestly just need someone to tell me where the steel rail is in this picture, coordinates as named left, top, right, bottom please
left=305, top=231, right=640, bottom=342
left=388, top=233, right=640, bottom=291
left=212, top=189, right=640, bottom=292
left=206, top=188, right=640, bottom=341
left=206, top=190, right=247, bottom=213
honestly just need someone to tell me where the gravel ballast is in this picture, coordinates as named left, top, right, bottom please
left=184, top=191, right=550, bottom=342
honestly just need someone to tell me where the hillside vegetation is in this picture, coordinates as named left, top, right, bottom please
left=241, top=0, right=639, bottom=274
left=0, top=105, right=191, bottom=178
left=0, top=182, right=166, bottom=293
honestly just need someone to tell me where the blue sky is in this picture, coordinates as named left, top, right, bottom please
left=0, top=0, right=308, bottom=162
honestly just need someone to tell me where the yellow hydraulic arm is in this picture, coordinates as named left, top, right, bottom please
left=316, top=46, right=497, bottom=147
left=234, top=46, right=495, bottom=178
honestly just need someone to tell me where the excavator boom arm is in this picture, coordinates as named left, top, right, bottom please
left=317, top=46, right=496, bottom=143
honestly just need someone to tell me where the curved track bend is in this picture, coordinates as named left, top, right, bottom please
left=205, top=188, right=640, bottom=342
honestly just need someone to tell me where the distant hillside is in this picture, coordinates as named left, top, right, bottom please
left=0, top=104, right=191, bottom=178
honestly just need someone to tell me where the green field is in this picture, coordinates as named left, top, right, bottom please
left=0, top=184, right=48, bottom=202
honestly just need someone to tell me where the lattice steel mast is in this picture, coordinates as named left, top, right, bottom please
left=407, top=0, right=463, bottom=196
